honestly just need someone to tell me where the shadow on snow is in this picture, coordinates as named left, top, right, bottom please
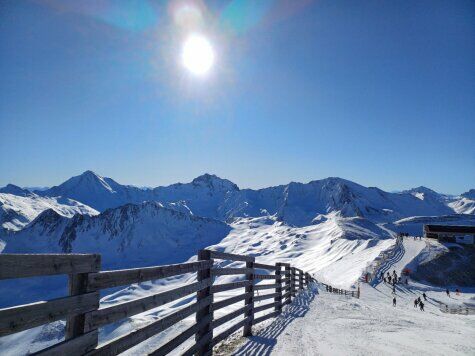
left=233, top=285, right=318, bottom=356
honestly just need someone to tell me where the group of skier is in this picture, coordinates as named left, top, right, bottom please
left=414, top=293, right=427, bottom=311
left=384, top=269, right=428, bottom=311
left=382, top=270, right=407, bottom=286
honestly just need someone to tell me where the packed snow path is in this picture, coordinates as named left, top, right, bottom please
left=233, top=238, right=475, bottom=355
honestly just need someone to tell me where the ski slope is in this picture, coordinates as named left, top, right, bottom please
left=233, top=238, right=475, bottom=355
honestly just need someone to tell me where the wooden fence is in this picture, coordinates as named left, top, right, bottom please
left=0, top=251, right=315, bottom=355
left=321, top=283, right=359, bottom=298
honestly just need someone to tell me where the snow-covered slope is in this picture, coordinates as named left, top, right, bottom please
left=449, top=197, right=475, bottom=214
left=385, top=214, right=475, bottom=236
left=3, top=201, right=230, bottom=268
left=0, top=192, right=98, bottom=232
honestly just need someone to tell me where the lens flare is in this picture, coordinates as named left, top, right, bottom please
left=181, top=34, right=215, bottom=76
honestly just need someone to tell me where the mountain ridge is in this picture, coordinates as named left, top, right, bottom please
left=2, top=170, right=472, bottom=228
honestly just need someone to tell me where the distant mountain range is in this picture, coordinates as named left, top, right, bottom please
left=1, top=170, right=473, bottom=233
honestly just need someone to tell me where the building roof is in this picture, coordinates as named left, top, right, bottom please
left=424, top=225, right=475, bottom=234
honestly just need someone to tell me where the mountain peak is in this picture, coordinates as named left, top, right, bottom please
left=192, top=174, right=239, bottom=191
left=0, top=184, right=32, bottom=196
left=461, top=189, right=475, bottom=200
left=408, top=186, right=438, bottom=194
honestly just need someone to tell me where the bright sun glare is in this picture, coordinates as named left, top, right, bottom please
left=182, top=34, right=215, bottom=76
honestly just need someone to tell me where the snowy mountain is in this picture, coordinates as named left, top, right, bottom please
left=3, top=201, right=230, bottom=268
left=403, top=186, right=450, bottom=203
left=36, top=171, right=152, bottom=212
left=0, top=184, right=32, bottom=196
left=220, top=178, right=455, bottom=226
left=0, top=192, right=98, bottom=232
left=32, top=171, right=471, bottom=227
left=461, top=189, right=475, bottom=200
left=153, top=173, right=239, bottom=219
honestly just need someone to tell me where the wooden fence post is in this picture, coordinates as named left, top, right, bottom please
left=291, top=267, right=296, bottom=297
left=243, top=257, right=255, bottom=337
left=65, top=254, right=101, bottom=349
left=275, top=263, right=283, bottom=314
left=285, top=265, right=291, bottom=304
left=195, top=250, right=213, bottom=355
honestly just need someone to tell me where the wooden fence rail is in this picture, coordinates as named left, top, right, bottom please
left=0, top=251, right=316, bottom=355
left=321, top=283, right=359, bottom=298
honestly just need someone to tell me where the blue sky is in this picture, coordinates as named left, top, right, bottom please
left=0, top=0, right=474, bottom=194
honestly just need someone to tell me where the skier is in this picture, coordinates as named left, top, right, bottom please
left=383, top=277, right=387, bottom=284
left=446, top=288, right=450, bottom=297
left=393, top=297, right=396, bottom=307
left=423, top=292, right=427, bottom=301
left=392, top=285, right=396, bottom=294
left=388, top=275, right=392, bottom=284
left=456, top=288, right=460, bottom=296
left=414, top=298, right=419, bottom=307
left=419, top=301, right=424, bottom=311
left=417, top=296, right=422, bottom=305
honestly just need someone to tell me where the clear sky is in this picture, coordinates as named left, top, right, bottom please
left=0, top=0, right=474, bottom=194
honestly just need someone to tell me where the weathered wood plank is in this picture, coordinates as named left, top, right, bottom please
left=207, top=250, right=255, bottom=262
left=88, top=295, right=212, bottom=356
left=253, top=292, right=279, bottom=303
left=253, top=263, right=278, bottom=271
left=33, top=330, right=99, bottom=356
left=211, top=317, right=250, bottom=347
left=0, top=254, right=100, bottom=280
left=211, top=281, right=251, bottom=294
left=243, top=260, right=254, bottom=337
left=210, top=305, right=251, bottom=329
left=66, top=255, right=100, bottom=348
left=252, top=311, right=279, bottom=325
left=85, top=278, right=212, bottom=330
left=210, top=268, right=254, bottom=276
left=285, top=265, right=292, bottom=304
left=253, top=301, right=278, bottom=314
left=275, top=262, right=283, bottom=314
left=148, top=315, right=212, bottom=356
left=194, top=249, right=213, bottom=356
left=253, top=283, right=279, bottom=291
left=88, top=260, right=213, bottom=290
left=0, top=292, right=99, bottom=337
left=254, top=274, right=279, bottom=280
left=211, top=293, right=251, bottom=312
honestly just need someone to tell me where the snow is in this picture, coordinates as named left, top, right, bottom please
left=0, top=192, right=98, bottom=232
left=449, top=198, right=475, bottom=215
left=233, top=237, right=475, bottom=356
left=2, top=202, right=230, bottom=269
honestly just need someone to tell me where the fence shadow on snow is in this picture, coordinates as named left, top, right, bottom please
left=233, top=285, right=318, bottom=356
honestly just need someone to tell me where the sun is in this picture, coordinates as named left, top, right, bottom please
left=181, top=34, right=215, bottom=76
